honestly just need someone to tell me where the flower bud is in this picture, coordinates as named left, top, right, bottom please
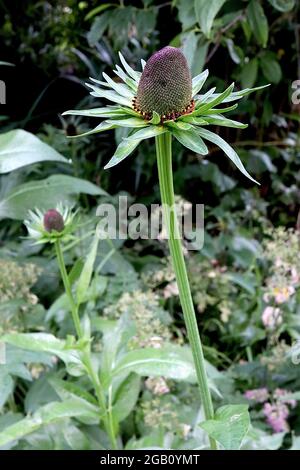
left=133, top=46, right=193, bottom=120
left=43, top=209, right=65, bottom=233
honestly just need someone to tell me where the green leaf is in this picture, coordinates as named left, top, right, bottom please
left=240, top=58, right=258, bottom=89
left=0, top=399, right=100, bottom=448
left=86, top=83, right=132, bottom=107
left=247, top=0, right=269, bottom=47
left=203, top=114, right=248, bottom=129
left=192, top=69, right=209, bottom=96
left=195, top=0, right=227, bottom=38
left=171, top=126, right=208, bottom=155
left=126, top=126, right=166, bottom=141
left=149, top=111, right=160, bottom=125
left=112, top=345, right=197, bottom=383
left=260, top=55, right=282, bottom=84
left=118, top=52, right=141, bottom=83
left=200, top=404, right=250, bottom=450
left=0, top=174, right=106, bottom=220
left=93, top=73, right=134, bottom=99
left=268, top=0, right=295, bottom=12
left=1, top=333, right=83, bottom=375
left=0, top=130, right=69, bottom=174
left=85, top=3, right=115, bottom=21
left=201, top=104, right=238, bottom=115
left=196, top=127, right=259, bottom=184
left=106, top=117, right=148, bottom=128
left=112, top=373, right=141, bottom=423
left=104, top=137, right=140, bottom=169
left=76, top=235, right=99, bottom=306
left=68, top=121, right=116, bottom=138
left=62, top=106, right=125, bottom=118
left=195, top=83, right=235, bottom=115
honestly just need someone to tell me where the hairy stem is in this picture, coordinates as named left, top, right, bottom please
left=155, top=132, right=217, bottom=450
left=54, top=240, right=118, bottom=450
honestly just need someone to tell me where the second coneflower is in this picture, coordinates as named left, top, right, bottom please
left=63, top=46, right=269, bottom=450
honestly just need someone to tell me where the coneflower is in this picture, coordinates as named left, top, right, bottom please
left=63, top=47, right=269, bottom=450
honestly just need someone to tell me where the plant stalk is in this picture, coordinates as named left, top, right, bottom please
left=155, top=132, right=217, bottom=450
left=54, top=240, right=118, bottom=450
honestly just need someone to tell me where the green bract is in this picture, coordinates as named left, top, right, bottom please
left=24, top=203, right=77, bottom=244
left=63, top=47, right=269, bottom=183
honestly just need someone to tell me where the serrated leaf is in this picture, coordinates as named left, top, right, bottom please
left=200, top=404, right=250, bottom=450
left=0, top=130, right=69, bottom=174
left=196, top=127, right=259, bottom=184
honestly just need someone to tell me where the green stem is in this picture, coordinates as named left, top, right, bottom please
left=54, top=240, right=118, bottom=450
left=155, top=133, right=217, bottom=450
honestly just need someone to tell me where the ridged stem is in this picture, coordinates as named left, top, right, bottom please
left=155, top=132, right=217, bottom=450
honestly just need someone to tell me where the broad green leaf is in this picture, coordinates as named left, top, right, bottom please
left=76, top=235, right=99, bottom=306
left=200, top=404, right=250, bottom=450
left=171, top=126, right=208, bottom=155
left=112, top=346, right=197, bottom=383
left=0, top=399, right=100, bottom=447
left=68, top=120, right=116, bottom=138
left=260, top=55, right=282, bottom=84
left=196, top=127, right=259, bottom=184
left=247, top=0, right=269, bottom=47
left=0, top=174, right=106, bottom=220
left=268, top=0, right=295, bottom=12
left=1, top=333, right=83, bottom=374
left=192, top=69, right=209, bottom=96
left=240, top=58, right=258, bottom=89
left=195, top=0, right=227, bottom=38
left=0, top=130, right=69, bottom=174
left=112, top=373, right=141, bottom=423
left=104, top=138, right=140, bottom=169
